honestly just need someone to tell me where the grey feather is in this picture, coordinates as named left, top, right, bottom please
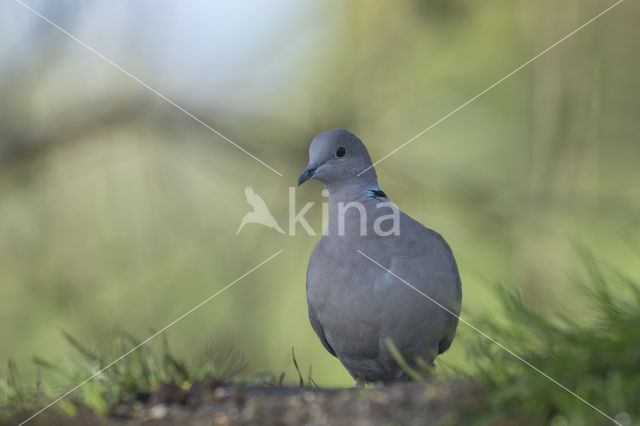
left=299, top=129, right=462, bottom=383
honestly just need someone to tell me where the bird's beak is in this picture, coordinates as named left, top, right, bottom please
left=298, top=164, right=317, bottom=187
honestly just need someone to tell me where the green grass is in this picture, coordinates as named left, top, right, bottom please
left=0, top=333, right=317, bottom=420
left=464, top=248, right=640, bottom=425
left=0, top=331, right=245, bottom=417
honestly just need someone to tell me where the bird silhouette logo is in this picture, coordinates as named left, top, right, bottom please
left=236, top=186, right=285, bottom=235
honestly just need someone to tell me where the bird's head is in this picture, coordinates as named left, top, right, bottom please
left=298, top=129, right=377, bottom=188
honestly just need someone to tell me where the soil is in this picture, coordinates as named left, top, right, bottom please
left=3, top=379, right=494, bottom=426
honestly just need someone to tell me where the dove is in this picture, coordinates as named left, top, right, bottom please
left=298, top=129, right=462, bottom=383
left=236, top=186, right=285, bottom=235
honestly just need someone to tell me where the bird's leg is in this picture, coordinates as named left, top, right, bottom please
left=355, top=377, right=367, bottom=388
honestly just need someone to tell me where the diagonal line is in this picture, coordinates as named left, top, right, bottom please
left=13, top=0, right=283, bottom=177
left=18, top=249, right=284, bottom=426
left=358, top=0, right=625, bottom=176
left=357, top=249, right=622, bottom=426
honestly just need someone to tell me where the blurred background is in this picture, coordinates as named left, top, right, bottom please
left=0, top=0, right=638, bottom=387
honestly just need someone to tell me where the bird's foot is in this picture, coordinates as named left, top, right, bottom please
left=355, top=378, right=367, bottom=388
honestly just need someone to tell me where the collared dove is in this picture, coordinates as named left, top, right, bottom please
left=298, top=129, right=462, bottom=383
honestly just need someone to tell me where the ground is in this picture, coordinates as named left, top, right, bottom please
left=3, top=379, right=497, bottom=426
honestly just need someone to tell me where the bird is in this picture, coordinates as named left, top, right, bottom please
left=298, top=129, right=462, bottom=384
left=236, top=186, right=285, bottom=235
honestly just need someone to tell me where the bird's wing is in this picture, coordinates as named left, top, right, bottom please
left=377, top=218, right=461, bottom=357
left=335, top=211, right=461, bottom=364
left=244, top=186, right=270, bottom=212
left=308, top=304, right=336, bottom=357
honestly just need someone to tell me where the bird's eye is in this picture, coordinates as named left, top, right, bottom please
left=336, top=146, right=346, bottom=158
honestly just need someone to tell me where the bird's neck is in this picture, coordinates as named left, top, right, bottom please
left=323, top=179, right=390, bottom=237
left=324, top=179, right=380, bottom=205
